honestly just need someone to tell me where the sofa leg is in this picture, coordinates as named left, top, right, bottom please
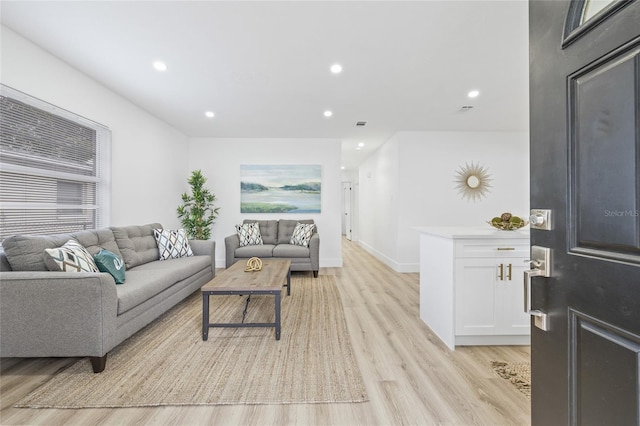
left=90, top=355, right=107, bottom=373
left=313, top=270, right=318, bottom=278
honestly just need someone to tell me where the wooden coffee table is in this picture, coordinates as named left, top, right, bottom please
left=201, top=259, right=291, bottom=341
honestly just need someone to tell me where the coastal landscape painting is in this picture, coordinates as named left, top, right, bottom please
left=240, top=165, right=321, bottom=213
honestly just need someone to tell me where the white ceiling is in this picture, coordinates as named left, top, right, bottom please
left=0, top=1, right=529, bottom=169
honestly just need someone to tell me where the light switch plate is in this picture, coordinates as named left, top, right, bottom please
left=530, top=209, right=552, bottom=230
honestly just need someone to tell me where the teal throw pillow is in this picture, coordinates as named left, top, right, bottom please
left=94, top=249, right=126, bottom=284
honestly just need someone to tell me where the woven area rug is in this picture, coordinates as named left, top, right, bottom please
left=15, top=275, right=368, bottom=408
left=491, top=361, right=531, bottom=398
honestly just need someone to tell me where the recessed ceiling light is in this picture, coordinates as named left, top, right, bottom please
left=468, top=90, right=480, bottom=98
left=341, top=166, right=345, bottom=170
left=205, top=111, right=215, bottom=118
left=324, top=110, right=333, bottom=118
left=153, top=61, right=168, bottom=72
left=330, top=64, right=342, bottom=74
left=358, top=142, right=365, bottom=148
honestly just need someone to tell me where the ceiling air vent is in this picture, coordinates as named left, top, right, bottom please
left=460, top=105, right=474, bottom=112
left=355, top=121, right=367, bottom=127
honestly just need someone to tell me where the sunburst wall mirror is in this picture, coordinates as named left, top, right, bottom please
left=454, top=161, right=492, bottom=202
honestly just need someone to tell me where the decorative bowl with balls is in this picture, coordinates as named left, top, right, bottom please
left=488, top=212, right=529, bottom=230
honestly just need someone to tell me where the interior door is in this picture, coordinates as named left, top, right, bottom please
left=529, top=1, right=640, bottom=425
left=342, top=181, right=352, bottom=240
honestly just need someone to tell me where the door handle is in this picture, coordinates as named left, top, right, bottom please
left=523, top=246, right=551, bottom=331
left=498, top=263, right=504, bottom=281
left=524, top=269, right=544, bottom=312
left=506, top=263, right=512, bottom=281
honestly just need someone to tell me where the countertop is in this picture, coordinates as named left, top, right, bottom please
left=415, top=226, right=530, bottom=239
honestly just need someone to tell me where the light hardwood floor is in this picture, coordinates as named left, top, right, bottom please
left=0, top=238, right=530, bottom=426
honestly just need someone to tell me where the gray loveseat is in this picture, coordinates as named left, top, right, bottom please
left=0, top=223, right=215, bottom=372
left=225, top=219, right=319, bottom=277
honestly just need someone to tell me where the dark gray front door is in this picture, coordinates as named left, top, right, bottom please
left=529, top=1, right=640, bottom=425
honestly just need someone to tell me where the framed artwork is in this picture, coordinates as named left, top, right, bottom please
left=240, top=165, right=321, bottom=213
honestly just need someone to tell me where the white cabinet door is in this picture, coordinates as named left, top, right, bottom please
left=455, top=256, right=531, bottom=337
left=455, top=258, right=499, bottom=335
left=498, top=260, right=530, bottom=334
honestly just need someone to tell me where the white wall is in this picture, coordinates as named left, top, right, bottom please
left=188, top=138, right=343, bottom=268
left=357, top=134, right=401, bottom=267
left=1, top=26, right=189, bottom=228
left=359, top=131, right=529, bottom=272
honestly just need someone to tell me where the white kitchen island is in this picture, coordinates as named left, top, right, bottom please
left=417, top=226, right=531, bottom=350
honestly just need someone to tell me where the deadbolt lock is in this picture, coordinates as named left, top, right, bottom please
left=530, top=209, right=552, bottom=230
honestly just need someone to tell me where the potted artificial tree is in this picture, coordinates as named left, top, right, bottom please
left=177, top=170, right=220, bottom=240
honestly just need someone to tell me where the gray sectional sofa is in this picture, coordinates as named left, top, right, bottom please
left=0, top=223, right=215, bottom=372
left=225, top=219, right=319, bottom=277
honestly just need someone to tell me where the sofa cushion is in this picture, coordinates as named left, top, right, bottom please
left=243, top=220, right=278, bottom=245
left=272, top=244, right=310, bottom=258
left=111, top=223, right=161, bottom=269
left=44, top=240, right=100, bottom=273
left=2, top=233, right=73, bottom=271
left=290, top=222, right=316, bottom=247
left=236, top=223, right=263, bottom=247
left=72, top=228, right=123, bottom=258
left=235, top=244, right=275, bottom=258
left=277, top=219, right=315, bottom=244
left=2, top=228, right=121, bottom=272
left=153, top=229, right=193, bottom=260
left=116, top=256, right=211, bottom=314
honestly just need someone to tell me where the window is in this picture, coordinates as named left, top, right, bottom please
left=562, top=0, right=632, bottom=48
left=0, top=85, right=111, bottom=240
left=582, top=0, right=617, bottom=23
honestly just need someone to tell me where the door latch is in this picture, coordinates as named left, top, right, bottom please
left=524, top=245, right=551, bottom=331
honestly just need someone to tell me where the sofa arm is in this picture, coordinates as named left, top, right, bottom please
left=189, top=239, right=216, bottom=277
left=0, top=271, right=118, bottom=359
left=309, top=233, right=320, bottom=271
left=224, top=234, right=240, bottom=268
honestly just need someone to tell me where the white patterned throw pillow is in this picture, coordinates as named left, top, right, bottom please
left=153, top=229, right=194, bottom=260
left=236, top=223, right=263, bottom=247
left=44, top=239, right=100, bottom=273
left=290, top=222, right=316, bottom=247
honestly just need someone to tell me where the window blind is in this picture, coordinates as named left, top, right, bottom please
left=0, top=85, right=111, bottom=241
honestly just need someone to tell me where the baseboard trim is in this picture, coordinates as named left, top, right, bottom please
left=456, top=335, right=531, bottom=347
left=357, top=241, right=419, bottom=273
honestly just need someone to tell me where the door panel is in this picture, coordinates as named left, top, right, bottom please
left=570, top=310, right=640, bottom=426
left=529, top=1, right=640, bottom=425
left=569, top=39, right=640, bottom=260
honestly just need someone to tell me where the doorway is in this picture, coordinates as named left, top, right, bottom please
left=341, top=181, right=352, bottom=241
